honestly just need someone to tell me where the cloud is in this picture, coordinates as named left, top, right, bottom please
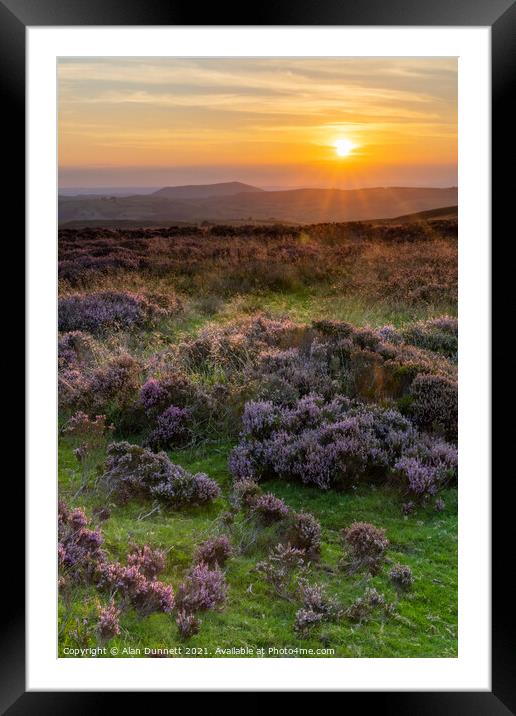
left=58, top=57, right=457, bottom=186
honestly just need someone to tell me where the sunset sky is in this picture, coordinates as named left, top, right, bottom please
left=58, top=57, right=457, bottom=190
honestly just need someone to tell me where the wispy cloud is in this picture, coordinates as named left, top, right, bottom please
left=58, top=57, right=457, bottom=187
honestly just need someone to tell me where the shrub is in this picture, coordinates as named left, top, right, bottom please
left=285, top=512, right=321, bottom=557
left=139, top=374, right=198, bottom=417
left=389, top=563, right=414, bottom=590
left=176, top=563, right=227, bottom=613
left=63, top=411, right=112, bottom=439
left=342, top=522, right=389, bottom=574
left=252, top=493, right=290, bottom=525
left=96, top=600, right=121, bottom=643
left=393, top=434, right=457, bottom=497
left=255, top=543, right=308, bottom=600
left=194, top=536, right=232, bottom=568
left=240, top=399, right=278, bottom=438
left=58, top=504, right=106, bottom=584
left=251, top=343, right=339, bottom=404
left=228, top=444, right=258, bottom=483
left=102, top=441, right=220, bottom=506
left=176, top=610, right=201, bottom=639
left=59, top=355, right=142, bottom=418
left=294, top=608, right=324, bottom=636
left=58, top=502, right=175, bottom=617
left=230, top=394, right=457, bottom=497
left=345, top=587, right=396, bottom=622
left=377, top=325, right=403, bottom=345
left=58, top=290, right=179, bottom=334
left=87, top=355, right=141, bottom=412
left=299, top=581, right=340, bottom=616
left=127, top=545, right=166, bottom=580
left=58, top=331, right=100, bottom=369
left=231, top=479, right=262, bottom=509
left=402, top=316, right=457, bottom=358
left=294, top=582, right=340, bottom=637
left=409, top=373, right=458, bottom=441
left=97, top=561, right=174, bottom=616
left=146, top=406, right=190, bottom=450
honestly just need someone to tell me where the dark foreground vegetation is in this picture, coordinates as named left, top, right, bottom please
left=58, top=218, right=458, bottom=657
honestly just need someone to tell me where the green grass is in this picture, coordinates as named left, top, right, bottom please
left=59, top=436, right=457, bottom=659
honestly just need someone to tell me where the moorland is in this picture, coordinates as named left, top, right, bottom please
left=58, top=211, right=458, bottom=658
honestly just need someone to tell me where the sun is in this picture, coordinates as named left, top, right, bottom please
left=334, top=138, right=355, bottom=157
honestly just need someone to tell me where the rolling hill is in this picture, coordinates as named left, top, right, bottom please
left=58, top=183, right=458, bottom=226
left=151, top=181, right=262, bottom=199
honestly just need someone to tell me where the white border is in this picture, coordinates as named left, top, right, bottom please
left=27, top=26, right=490, bottom=691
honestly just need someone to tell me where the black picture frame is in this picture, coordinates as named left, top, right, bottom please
left=7, top=0, right=511, bottom=708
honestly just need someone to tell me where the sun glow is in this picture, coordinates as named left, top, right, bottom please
left=335, top=138, right=356, bottom=157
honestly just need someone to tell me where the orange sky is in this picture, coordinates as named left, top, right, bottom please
left=58, top=57, right=457, bottom=189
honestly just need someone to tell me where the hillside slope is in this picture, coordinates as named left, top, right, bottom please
left=152, top=181, right=262, bottom=199
left=59, top=185, right=458, bottom=225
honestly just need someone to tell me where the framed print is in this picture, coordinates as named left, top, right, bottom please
left=5, top=0, right=512, bottom=706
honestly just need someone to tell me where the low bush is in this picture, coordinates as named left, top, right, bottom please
left=342, top=522, right=389, bottom=575
left=294, top=582, right=341, bottom=637
left=402, top=316, right=457, bottom=358
left=389, top=563, right=414, bottom=590
left=194, top=536, right=232, bottom=568
left=58, top=290, right=181, bottom=334
left=58, top=501, right=175, bottom=619
left=58, top=331, right=101, bottom=369
left=229, top=394, right=457, bottom=497
left=284, top=512, right=321, bottom=558
left=231, top=479, right=263, bottom=510
left=58, top=502, right=105, bottom=584
left=60, top=355, right=142, bottom=424
left=96, top=600, right=121, bottom=643
left=97, top=561, right=174, bottom=616
left=127, top=545, right=166, bottom=580
left=176, top=610, right=201, bottom=640
left=176, top=563, right=227, bottom=613
left=145, top=406, right=190, bottom=450
left=140, top=374, right=200, bottom=417
left=409, top=373, right=458, bottom=441
left=255, top=543, right=309, bottom=600
left=102, top=441, right=220, bottom=506
left=252, top=493, right=290, bottom=525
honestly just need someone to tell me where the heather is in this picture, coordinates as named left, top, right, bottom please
left=58, top=290, right=181, bottom=334
left=102, top=441, right=220, bottom=506
left=176, top=562, right=227, bottom=613
left=58, top=221, right=456, bottom=306
left=59, top=217, right=457, bottom=658
left=389, top=563, right=414, bottom=591
left=59, top=438, right=457, bottom=657
left=229, top=395, right=457, bottom=498
left=194, top=536, right=233, bottom=568
left=58, top=502, right=175, bottom=619
left=341, top=522, right=389, bottom=574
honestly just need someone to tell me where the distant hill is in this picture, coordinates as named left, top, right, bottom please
left=58, top=183, right=458, bottom=226
left=151, top=181, right=262, bottom=199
